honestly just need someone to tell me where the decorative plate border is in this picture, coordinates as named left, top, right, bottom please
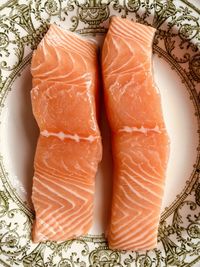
left=0, top=0, right=200, bottom=266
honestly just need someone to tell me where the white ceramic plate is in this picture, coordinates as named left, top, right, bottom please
left=0, top=0, right=200, bottom=266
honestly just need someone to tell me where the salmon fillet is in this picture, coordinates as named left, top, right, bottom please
left=31, top=24, right=102, bottom=242
left=102, top=17, right=170, bottom=251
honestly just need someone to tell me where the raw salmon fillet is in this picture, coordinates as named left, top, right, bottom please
left=31, top=24, right=102, bottom=242
left=102, top=17, right=170, bottom=251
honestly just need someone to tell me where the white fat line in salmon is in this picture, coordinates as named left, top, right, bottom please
left=40, top=130, right=98, bottom=142
left=119, top=125, right=164, bottom=134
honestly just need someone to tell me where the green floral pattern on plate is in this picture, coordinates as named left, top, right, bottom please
left=0, top=0, right=200, bottom=266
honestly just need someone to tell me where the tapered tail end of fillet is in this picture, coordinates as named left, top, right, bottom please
left=107, top=230, right=158, bottom=252
left=31, top=210, right=94, bottom=243
left=32, top=221, right=93, bottom=243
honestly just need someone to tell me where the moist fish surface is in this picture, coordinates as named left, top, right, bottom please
left=102, top=16, right=170, bottom=251
left=31, top=24, right=102, bottom=242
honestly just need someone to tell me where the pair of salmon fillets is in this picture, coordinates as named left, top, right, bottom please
left=31, top=16, right=170, bottom=251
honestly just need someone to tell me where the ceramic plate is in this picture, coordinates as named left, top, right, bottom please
left=0, top=0, right=200, bottom=266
